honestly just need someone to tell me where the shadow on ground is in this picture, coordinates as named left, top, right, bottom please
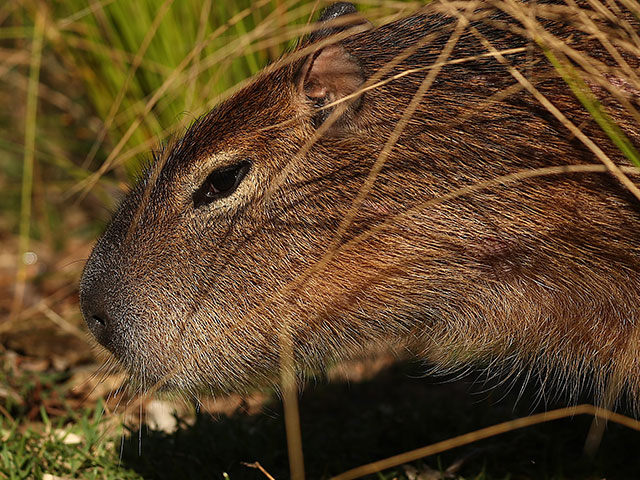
left=120, top=362, right=640, bottom=480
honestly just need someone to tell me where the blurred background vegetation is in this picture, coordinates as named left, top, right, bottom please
left=2, top=0, right=640, bottom=479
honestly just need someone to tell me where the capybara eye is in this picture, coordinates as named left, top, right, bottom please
left=193, top=161, right=251, bottom=208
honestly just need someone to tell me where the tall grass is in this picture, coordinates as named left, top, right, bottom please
left=3, top=0, right=292, bottom=215
left=1, top=0, right=409, bottom=240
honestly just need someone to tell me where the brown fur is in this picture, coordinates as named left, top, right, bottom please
left=81, top=0, right=640, bottom=410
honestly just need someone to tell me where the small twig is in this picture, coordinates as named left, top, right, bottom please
left=0, top=403, right=15, bottom=423
left=242, top=461, right=277, bottom=480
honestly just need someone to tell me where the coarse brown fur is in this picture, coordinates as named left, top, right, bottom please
left=81, top=0, right=640, bottom=410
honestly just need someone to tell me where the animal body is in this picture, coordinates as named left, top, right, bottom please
left=80, top=0, right=640, bottom=409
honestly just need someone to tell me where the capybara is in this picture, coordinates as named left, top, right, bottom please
left=80, top=0, right=640, bottom=409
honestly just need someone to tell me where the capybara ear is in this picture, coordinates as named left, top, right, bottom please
left=295, top=3, right=370, bottom=130
left=297, top=44, right=365, bottom=128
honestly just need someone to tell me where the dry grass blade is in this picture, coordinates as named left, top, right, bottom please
left=81, top=0, right=176, bottom=169
left=10, top=7, right=45, bottom=320
left=69, top=0, right=277, bottom=201
left=184, top=0, right=213, bottom=112
left=38, top=304, right=88, bottom=342
left=564, top=0, right=639, bottom=85
left=496, top=0, right=640, bottom=167
left=324, top=11, right=468, bottom=254
left=542, top=47, right=640, bottom=167
left=0, top=49, right=30, bottom=79
left=442, top=0, right=640, bottom=201
left=331, top=404, right=640, bottom=480
left=56, top=0, right=119, bottom=29
left=280, top=326, right=306, bottom=480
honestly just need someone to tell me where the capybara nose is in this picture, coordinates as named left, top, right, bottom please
left=80, top=277, right=116, bottom=349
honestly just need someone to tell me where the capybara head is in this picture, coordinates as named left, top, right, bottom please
left=81, top=0, right=640, bottom=404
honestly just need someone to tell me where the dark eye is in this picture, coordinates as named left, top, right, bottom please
left=193, top=161, right=251, bottom=208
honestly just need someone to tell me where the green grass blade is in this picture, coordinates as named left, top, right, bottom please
left=11, top=7, right=44, bottom=318
left=543, top=47, right=640, bottom=168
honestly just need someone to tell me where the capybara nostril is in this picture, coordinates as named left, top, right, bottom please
left=85, top=312, right=109, bottom=345
left=80, top=290, right=114, bottom=349
left=91, top=314, right=106, bottom=328
left=79, top=263, right=119, bottom=351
